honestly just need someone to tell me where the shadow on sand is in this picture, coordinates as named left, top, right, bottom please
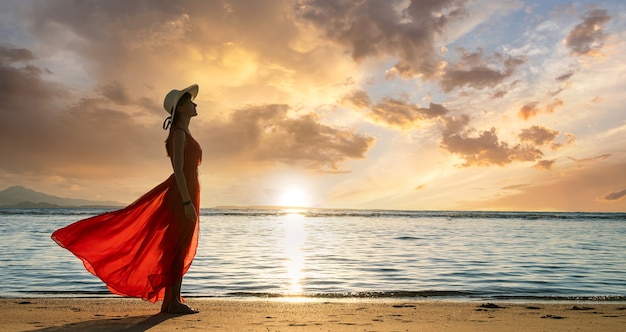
left=32, top=313, right=182, bottom=332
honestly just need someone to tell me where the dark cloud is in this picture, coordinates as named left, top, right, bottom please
left=439, top=115, right=548, bottom=167
left=556, top=70, right=576, bottom=81
left=340, top=90, right=449, bottom=130
left=439, top=48, right=525, bottom=93
left=568, top=153, right=612, bottom=164
left=369, top=99, right=449, bottom=129
left=297, top=0, right=469, bottom=79
left=491, top=80, right=520, bottom=99
left=340, top=89, right=372, bottom=110
left=565, top=9, right=611, bottom=56
left=25, top=0, right=316, bottom=88
left=100, top=81, right=133, bottom=106
left=519, top=126, right=559, bottom=146
left=0, top=44, right=161, bottom=180
left=1, top=42, right=375, bottom=180
left=0, top=45, right=35, bottom=62
left=602, top=189, right=626, bottom=201
left=491, top=90, right=507, bottom=99
left=203, top=104, right=375, bottom=173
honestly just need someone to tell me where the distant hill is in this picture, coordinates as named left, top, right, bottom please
left=0, top=186, right=125, bottom=208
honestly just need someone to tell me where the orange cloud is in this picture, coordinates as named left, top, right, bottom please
left=518, top=99, right=564, bottom=120
left=518, top=102, right=540, bottom=120
left=546, top=99, right=564, bottom=113
left=340, top=90, right=372, bottom=110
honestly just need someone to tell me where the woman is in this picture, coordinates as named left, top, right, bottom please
left=51, top=84, right=202, bottom=314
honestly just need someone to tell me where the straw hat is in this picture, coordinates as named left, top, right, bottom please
left=162, top=84, right=199, bottom=130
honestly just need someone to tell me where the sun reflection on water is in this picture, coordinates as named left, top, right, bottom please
left=283, top=212, right=306, bottom=295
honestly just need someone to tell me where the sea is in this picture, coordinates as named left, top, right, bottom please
left=1, top=208, right=625, bottom=302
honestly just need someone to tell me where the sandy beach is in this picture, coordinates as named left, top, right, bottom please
left=1, top=298, right=624, bottom=331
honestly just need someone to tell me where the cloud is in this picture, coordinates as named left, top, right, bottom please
left=546, top=99, right=564, bottom=113
left=490, top=80, right=521, bottom=99
left=518, top=99, right=563, bottom=120
left=502, top=184, right=530, bottom=190
left=100, top=81, right=134, bottom=106
left=551, top=132, right=576, bottom=151
left=518, top=102, right=540, bottom=121
left=555, top=70, right=576, bottom=82
left=601, top=189, right=626, bottom=201
left=0, top=45, right=35, bottom=62
left=0, top=42, right=375, bottom=182
left=439, top=115, right=545, bottom=167
left=340, top=90, right=449, bottom=130
left=439, top=48, right=526, bottom=93
left=24, top=0, right=357, bottom=109
left=340, top=89, right=372, bottom=110
left=568, top=153, right=612, bottom=164
left=203, top=104, right=375, bottom=173
left=564, top=9, right=611, bottom=56
left=0, top=44, right=162, bottom=181
left=533, top=159, right=556, bottom=171
left=297, top=0, right=470, bottom=79
left=369, top=100, right=449, bottom=130
left=519, top=126, right=559, bottom=146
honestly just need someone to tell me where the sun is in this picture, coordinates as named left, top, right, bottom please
left=278, top=187, right=309, bottom=208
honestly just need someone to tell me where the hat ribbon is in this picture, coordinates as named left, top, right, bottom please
left=162, top=116, right=172, bottom=130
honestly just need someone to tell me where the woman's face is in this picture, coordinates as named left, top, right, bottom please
left=177, top=98, right=197, bottom=117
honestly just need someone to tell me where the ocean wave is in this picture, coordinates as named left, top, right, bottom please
left=2, top=208, right=624, bottom=220
left=201, top=209, right=626, bottom=221
left=12, top=290, right=626, bottom=302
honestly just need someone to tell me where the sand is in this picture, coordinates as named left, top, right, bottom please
left=1, top=298, right=625, bottom=331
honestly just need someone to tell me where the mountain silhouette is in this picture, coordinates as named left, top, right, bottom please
left=0, top=186, right=124, bottom=208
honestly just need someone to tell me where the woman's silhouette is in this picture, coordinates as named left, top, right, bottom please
left=52, top=84, right=202, bottom=314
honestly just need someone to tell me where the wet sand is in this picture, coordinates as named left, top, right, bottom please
left=1, top=298, right=625, bottom=331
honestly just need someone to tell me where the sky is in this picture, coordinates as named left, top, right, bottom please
left=0, top=0, right=625, bottom=212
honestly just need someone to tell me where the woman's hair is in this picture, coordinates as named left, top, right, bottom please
left=171, top=92, right=192, bottom=127
left=165, top=92, right=193, bottom=156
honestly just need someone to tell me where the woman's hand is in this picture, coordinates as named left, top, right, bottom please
left=184, top=203, right=198, bottom=222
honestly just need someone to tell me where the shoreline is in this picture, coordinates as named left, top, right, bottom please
left=4, top=292, right=626, bottom=303
left=2, top=297, right=625, bottom=331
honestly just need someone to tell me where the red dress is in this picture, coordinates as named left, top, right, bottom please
left=51, top=129, right=202, bottom=303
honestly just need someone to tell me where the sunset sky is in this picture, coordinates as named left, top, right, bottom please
left=0, top=0, right=624, bottom=211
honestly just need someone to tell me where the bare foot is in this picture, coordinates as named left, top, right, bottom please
left=162, top=302, right=199, bottom=314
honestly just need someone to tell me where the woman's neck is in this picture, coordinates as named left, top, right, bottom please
left=176, top=117, right=191, bottom=131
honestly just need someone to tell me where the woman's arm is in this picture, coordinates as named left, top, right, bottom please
left=172, top=129, right=198, bottom=222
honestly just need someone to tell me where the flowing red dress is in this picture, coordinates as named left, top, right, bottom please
left=51, top=129, right=201, bottom=303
